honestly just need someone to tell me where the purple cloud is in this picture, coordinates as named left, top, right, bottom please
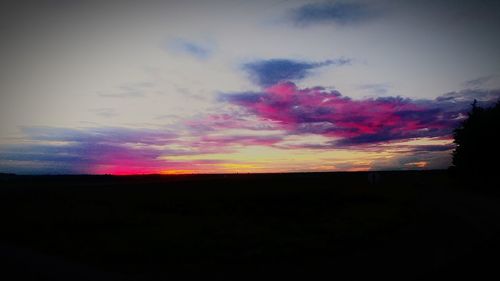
left=220, top=82, right=500, bottom=146
left=243, top=58, right=350, bottom=87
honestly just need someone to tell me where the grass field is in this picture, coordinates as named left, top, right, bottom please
left=1, top=171, right=499, bottom=280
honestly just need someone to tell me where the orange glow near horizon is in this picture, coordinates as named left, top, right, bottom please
left=160, top=169, right=197, bottom=175
left=56, top=137, right=451, bottom=175
left=405, top=161, right=428, bottom=168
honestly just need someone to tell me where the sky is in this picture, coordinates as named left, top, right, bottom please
left=1, top=0, right=500, bottom=174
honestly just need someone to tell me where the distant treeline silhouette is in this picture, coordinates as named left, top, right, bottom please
left=452, top=100, right=500, bottom=175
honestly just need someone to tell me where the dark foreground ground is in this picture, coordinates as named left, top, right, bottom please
left=1, top=171, right=499, bottom=280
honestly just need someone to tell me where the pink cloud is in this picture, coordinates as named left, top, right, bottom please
left=221, top=82, right=474, bottom=146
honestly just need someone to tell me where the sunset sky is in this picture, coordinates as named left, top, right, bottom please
left=1, top=0, right=500, bottom=174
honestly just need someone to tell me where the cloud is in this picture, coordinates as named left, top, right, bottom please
left=0, top=126, right=281, bottom=174
left=371, top=150, right=452, bottom=171
left=168, top=38, right=212, bottom=59
left=4, top=84, right=497, bottom=174
left=276, top=141, right=456, bottom=154
left=184, top=108, right=282, bottom=133
left=463, top=75, right=497, bottom=88
left=220, top=82, right=500, bottom=146
left=21, top=126, right=178, bottom=145
left=97, top=82, right=154, bottom=98
left=90, top=108, right=118, bottom=118
left=289, top=1, right=376, bottom=26
left=199, top=135, right=283, bottom=147
left=0, top=127, right=182, bottom=174
left=0, top=141, right=164, bottom=175
left=0, top=141, right=230, bottom=175
left=243, top=58, right=350, bottom=88
left=98, top=91, right=144, bottom=98
left=436, top=88, right=500, bottom=104
left=395, top=144, right=455, bottom=153
left=358, top=83, right=391, bottom=96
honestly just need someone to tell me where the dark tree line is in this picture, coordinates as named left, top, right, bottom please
left=452, top=100, right=500, bottom=175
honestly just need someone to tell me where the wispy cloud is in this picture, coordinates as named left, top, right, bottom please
left=435, top=88, right=500, bottom=104
left=98, top=91, right=145, bottom=98
left=243, top=58, right=350, bottom=87
left=289, top=1, right=377, bottom=27
left=167, top=38, right=212, bottom=59
left=97, top=82, right=153, bottom=99
left=462, top=74, right=500, bottom=89
left=185, top=111, right=280, bottom=132
left=199, top=135, right=283, bottom=147
left=21, top=126, right=177, bottom=145
left=358, top=83, right=391, bottom=96
left=90, top=108, right=118, bottom=118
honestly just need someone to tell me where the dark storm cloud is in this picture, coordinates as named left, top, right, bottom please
left=243, top=58, right=350, bottom=88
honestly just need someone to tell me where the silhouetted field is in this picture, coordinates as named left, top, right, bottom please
left=1, top=171, right=499, bottom=280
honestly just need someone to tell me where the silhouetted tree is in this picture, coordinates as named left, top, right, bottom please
left=452, top=100, right=500, bottom=175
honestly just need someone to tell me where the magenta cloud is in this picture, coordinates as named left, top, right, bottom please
left=220, top=82, right=499, bottom=146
